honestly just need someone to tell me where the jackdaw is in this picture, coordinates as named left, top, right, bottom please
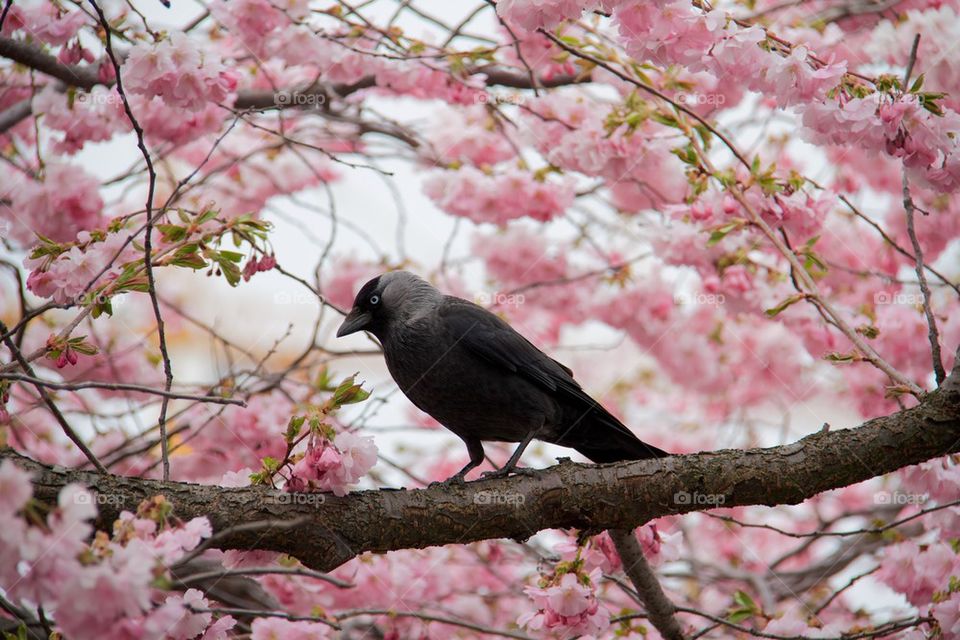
left=337, top=271, right=668, bottom=482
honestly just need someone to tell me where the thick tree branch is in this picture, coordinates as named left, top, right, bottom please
left=3, top=362, right=959, bottom=573
left=0, top=36, right=102, bottom=89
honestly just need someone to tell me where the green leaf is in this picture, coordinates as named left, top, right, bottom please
left=726, top=590, right=760, bottom=623
left=171, top=245, right=208, bottom=270
left=733, top=590, right=757, bottom=610
left=651, top=112, right=679, bottom=128
left=332, top=375, right=370, bottom=406
left=764, top=293, right=806, bottom=317
left=727, top=608, right=754, bottom=623
left=285, top=415, right=306, bottom=442
left=218, top=250, right=244, bottom=263
left=219, top=259, right=241, bottom=286
left=196, top=209, right=219, bottom=224
left=671, top=145, right=699, bottom=166
left=156, top=224, right=188, bottom=243
left=68, top=336, right=99, bottom=356
left=824, top=352, right=857, bottom=362
left=910, top=73, right=924, bottom=93
left=707, top=220, right=743, bottom=247
left=314, top=367, right=334, bottom=391
left=92, top=298, right=113, bottom=318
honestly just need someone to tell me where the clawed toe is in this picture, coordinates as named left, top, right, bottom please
left=480, top=466, right=533, bottom=480
left=430, top=473, right=466, bottom=488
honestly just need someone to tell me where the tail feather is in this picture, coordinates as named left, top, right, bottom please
left=574, top=437, right=669, bottom=463
left=556, top=407, right=669, bottom=463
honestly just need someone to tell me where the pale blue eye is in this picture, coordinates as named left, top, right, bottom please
left=369, top=294, right=380, bottom=305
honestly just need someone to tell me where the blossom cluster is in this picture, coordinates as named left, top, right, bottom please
left=286, top=431, right=378, bottom=497
left=24, top=230, right=136, bottom=306
left=0, top=460, right=231, bottom=640
left=122, top=33, right=238, bottom=112
left=423, top=166, right=576, bottom=224
left=519, top=568, right=609, bottom=636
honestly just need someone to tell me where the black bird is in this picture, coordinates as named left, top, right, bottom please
left=337, top=271, right=668, bottom=482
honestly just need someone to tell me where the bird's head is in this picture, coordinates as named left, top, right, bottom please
left=336, top=271, right=441, bottom=339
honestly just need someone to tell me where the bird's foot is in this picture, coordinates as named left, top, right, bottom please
left=429, top=473, right=467, bottom=488
left=480, top=466, right=536, bottom=480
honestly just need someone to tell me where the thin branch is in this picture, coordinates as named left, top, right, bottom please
left=0, top=373, right=245, bottom=405
left=187, top=605, right=339, bottom=628
left=335, top=608, right=535, bottom=639
left=175, top=565, right=353, bottom=589
left=903, top=176, right=946, bottom=384
left=900, top=34, right=945, bottom=385
left=706, top=498, right=960, bottom=538
left=0, top=321, right=108, bottom=473
left=88, top=0, right=174, bottom=481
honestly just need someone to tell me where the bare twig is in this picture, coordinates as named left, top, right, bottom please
left=900, top=35, right=946, bottom=385
left=0, top=373, right=245, bottom=405
left=88, top=0, right=174, bottom=481
left=0, top=321, right=107, bottom=473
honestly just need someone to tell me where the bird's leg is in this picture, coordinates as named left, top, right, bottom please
left=437, top=438, right=485, bottom=486
left=481, top=426, right=541, bottom=480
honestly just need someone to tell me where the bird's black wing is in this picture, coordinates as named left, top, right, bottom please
left=439, top=297, right=668, bottom=461
left=439, top=297, right=576, bottom=392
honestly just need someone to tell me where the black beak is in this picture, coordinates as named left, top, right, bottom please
left=336, top=308, right=372, bottom=337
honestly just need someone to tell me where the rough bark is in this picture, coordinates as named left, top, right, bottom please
left=3, top=370, right=958, bottom=573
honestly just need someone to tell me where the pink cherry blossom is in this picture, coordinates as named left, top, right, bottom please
left=33, top=86, right=129, bottom=154
left=7, top=164, right=104, bottom=245
left=615, top=0, right=726, bottom=67
left=423, top=166, right=575, bottom=224
left=0, top=459, right=33, bottom=518
left=251, top=617, right=332, bottom=639
left=422, top=106, right=516, bottom=167
left=122, top=33, right=238, bottom=111
left=25, top=230, right=137, bottom=305
left=520, top=568, right=609, bottom=636
left=933, top=591, right=960, bottom=638
left=288, top=431, right=377, bottom=496
left=877, top=540, right=960, bottom=606
left=2, top=2, right=87, bottom=45
left=496, top=0, right=597, bottom=32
